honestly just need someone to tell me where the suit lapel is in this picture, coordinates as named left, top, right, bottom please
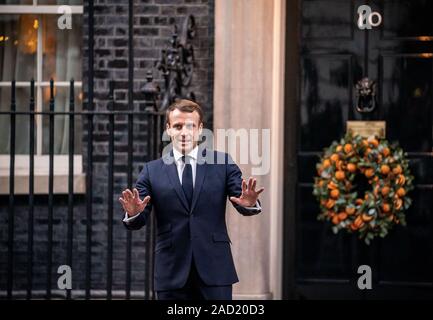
left=162, top=151, right=190, bottom=212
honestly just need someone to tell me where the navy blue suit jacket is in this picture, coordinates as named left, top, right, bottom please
left=123, top=146, right=261, bottom=291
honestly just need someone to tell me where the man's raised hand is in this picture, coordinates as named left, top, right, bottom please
left=229, top=177, right=264, bottom=208
left=119, top=188, right=150, bottom=217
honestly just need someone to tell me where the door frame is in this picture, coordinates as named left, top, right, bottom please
left=282, top=0, right=301, bottom=300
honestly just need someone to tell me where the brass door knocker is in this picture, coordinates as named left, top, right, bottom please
left=355, top=77, right=377, bottom=113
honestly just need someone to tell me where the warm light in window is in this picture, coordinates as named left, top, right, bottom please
left=33, top=19, right=39, bottom=29
left=18, top=15, right=38, bottom=54
left=420, top=53, right=433, bottom=58
left=413, top=88, right=422, bottom=98
left=43, top=86, right=57, bottom=102
left=417, top=36, right=433, bottom=41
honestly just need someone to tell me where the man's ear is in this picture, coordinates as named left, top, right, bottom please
left=198, top=122, right=203, bottom=135
left=166, top=123, right=172, bottom=137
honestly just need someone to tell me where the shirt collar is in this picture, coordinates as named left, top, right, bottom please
left=173, top=145, right=199, bottom=163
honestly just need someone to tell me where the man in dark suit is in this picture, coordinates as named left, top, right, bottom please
left=119, top=99, right=264, bottom=300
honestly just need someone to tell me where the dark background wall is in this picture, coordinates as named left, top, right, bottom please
left=0, top=0, right=214, bottom=297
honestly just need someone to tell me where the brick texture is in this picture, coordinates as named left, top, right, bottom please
left=0, top=0, right=214, bottom=297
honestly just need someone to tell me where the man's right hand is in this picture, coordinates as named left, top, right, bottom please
left=119, top=188, right=151, bottom=217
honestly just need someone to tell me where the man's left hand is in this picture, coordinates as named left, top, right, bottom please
left=230, top=177, right=264, bottom=207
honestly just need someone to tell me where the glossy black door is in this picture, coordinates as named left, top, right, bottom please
left=296, top=0, right=433, bottom=299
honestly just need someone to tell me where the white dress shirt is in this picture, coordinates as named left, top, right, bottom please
left=123, top=146, right=261, bottom=223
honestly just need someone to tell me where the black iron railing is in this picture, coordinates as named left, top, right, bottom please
left=0, top=0, right=196, bottom=298
left=0, top=79, right=166, bottom=300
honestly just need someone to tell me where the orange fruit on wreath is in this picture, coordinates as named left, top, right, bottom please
left=381, top=186, right=390, bottom=197
left=330, top=153, right=339, bottom=163
left=344, top=144, right=353, bottom=153
left=355, top=198, right=364, bottom=205
left=338, top=212, right=348, bottom=220
left=350, top=223, right=359, bottom=231
left=347, top=163, right=357, bottom=173
left=365, top=168, right=375, bottom=178
left=354, top=216, right=365, bottom=228
left=336, top=145, right=343, bottom=152
left=394, top=198, right=403, bottom=210
left=369, top=138, right=379, bottom=147
left=332, top=215, right=340, bottom=225
left=396, top=187, right=406, bottom=197
left=362, top=213, right=374, bottom=222
left=325, top=199, right=336, bottom=209
left=381, top=203, right=391, bottom=213
left=380, top=164, right=390, bottom=175
left=335, top=170, right=345, bottom=180
left=323, top=159, right=331, bottom=168
left=393, top=165, right=403, bottom=175
left=382, top=147, right=390, bottom=157
left=396, top=174, right=406, bottom=185
left=345, top=206, right=356, bottom=215
left=330, top=189, right=340, bottom=199
left=328, top=181, right=338, bottom=189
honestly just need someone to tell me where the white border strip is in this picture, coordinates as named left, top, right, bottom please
left=0, top=5, right=83, bottom=14
left=0, top=82, right=83, bottom=87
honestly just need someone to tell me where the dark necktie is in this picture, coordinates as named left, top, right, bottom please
left=181, top=155, right=193, bottom=208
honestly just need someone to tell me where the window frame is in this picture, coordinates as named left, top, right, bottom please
left=0, top=3, right=85, bottom=193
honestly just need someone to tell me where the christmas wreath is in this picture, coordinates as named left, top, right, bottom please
left=313, top=133, right=414, bottom=244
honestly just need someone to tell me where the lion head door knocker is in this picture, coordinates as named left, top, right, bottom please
left=355, top=77, right=377, bottom=113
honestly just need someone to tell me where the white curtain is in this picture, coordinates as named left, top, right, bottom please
left=50, top=14, right=81, bottom=154
left=0, top=11, right=81, bottom=155
left=0, top=14, right=33, bottom=154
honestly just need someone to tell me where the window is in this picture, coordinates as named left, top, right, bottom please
left=0, top=1, right=85, bottom=194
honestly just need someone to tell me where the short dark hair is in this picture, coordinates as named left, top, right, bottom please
left=165, top=99, right=204, bottom=126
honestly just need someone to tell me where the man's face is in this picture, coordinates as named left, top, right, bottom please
left=166, top=109, right=203, bottom=154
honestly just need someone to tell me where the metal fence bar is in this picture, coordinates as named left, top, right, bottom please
left=66, top=79, right=75, bottom=300
left=125, top=115, right=133, bottom=299
left=126, top=0, right=135, bottom=300
left=46, top=78, right=55, bottom=299
left=2, top=80, right=167, bottom=300
left=26, top=79, right=35, bottom=300
left=107, top=81, right=115, bottom=300
left=7, top=80, right=16, bottom=300
left=144, top=113, right=153, bottom=300
left=86, top=0, right=95, bottom=300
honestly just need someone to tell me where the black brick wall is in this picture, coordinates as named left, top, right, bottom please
left=0, top=0, right=214, bottom=297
